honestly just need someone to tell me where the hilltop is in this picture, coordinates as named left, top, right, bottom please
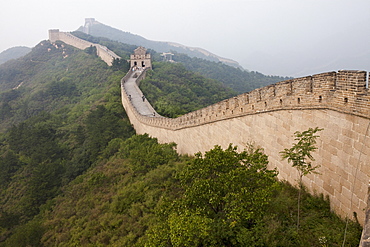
left=0, top=46, right=31, bottom=65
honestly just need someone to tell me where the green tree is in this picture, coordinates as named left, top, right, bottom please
left=2, top=218, right=44, bottom=247
left=119, top=134, right=178, bottom=174
left=112, top=58, right=129, bottom=71
left=148, top=144, right=278, bottom=246
left=85, top=45, right=97, bottom=56
left=24, top=160, right=65, bottom=216
left=0, top=102, right=13, bottom=120
left=140, top=62, right=236, bottom=118
left=280, top=127, right=323, bottom=231
left=84, top=105, right=134, bottom=163
left=6, top=113, right=65, bottom=165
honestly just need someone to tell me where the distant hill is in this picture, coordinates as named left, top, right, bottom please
left=0, top=46, right=31, bottom=65
left=77, top=19, right=242, bottom=69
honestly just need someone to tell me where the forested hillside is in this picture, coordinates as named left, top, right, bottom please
left=0, top=36, right=362, bottom=246
left=172, top=52, right=290, bottom=93
left=0, top=41, right=129, bottom=131
left=140, top=62, right=236, bottom=117
left=0, top=40, right=136, bottom=245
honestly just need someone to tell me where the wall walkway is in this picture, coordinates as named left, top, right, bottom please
left=121, top=69, right=370, bottom=227
left=122, top=68, right=158, bottom=117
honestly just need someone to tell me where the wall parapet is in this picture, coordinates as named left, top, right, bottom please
left=122, top=70, right=370, bottom=132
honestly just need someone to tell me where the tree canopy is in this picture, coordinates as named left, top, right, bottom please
left=147, top=144, right=279, bottom=246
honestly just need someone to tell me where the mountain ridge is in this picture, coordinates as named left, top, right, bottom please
left=69, top=31, right=289, bottom=94
left=78, top=19, right=242, bottom=69
left=0, top=46, right=31, bottom=65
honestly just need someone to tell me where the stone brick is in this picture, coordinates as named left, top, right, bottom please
left=341, top=186, right=353, bottom=202
left=331, top=177, right=341, bottom=194
left=330, top=139, right=343, bottom=152
left=354, top=140, right=367, bottom=154
left=339, top=176, right=351, bottom=192
left=335, top=167, right=350, bottom=181
left=338, top=195, right=352, bottom=214
left=342, top=128, right=356, bottom=139
left=323, top=182, right=335, bottom=196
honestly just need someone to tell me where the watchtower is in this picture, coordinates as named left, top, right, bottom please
left=48, top=29, right=60, bottom=43
left=84, top=18, right=96, bottom=34
left=130, top=46, right=152, bottom=68
left=161, top=52, right=175, bottom=62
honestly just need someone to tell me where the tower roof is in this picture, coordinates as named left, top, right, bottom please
left=134, top=46, right=147, bottom=56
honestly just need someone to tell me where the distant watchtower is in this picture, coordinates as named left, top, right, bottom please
left=83, top=18, right=96, bottom=34
left=130, top=46, right=152, bottom=68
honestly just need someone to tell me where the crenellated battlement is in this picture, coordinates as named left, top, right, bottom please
left=122, top=70, right=370, bottom=131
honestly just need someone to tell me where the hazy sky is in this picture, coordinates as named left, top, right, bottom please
left=1, top=0, right=369, bottom=76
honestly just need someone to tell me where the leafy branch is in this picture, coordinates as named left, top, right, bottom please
left=280, top=127, right=323, bottom=231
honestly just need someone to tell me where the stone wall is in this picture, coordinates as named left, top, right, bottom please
left=121, top=69, right=370, bottom=225
left=48, top=29, right=120, bottom=66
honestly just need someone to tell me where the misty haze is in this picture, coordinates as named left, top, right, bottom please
left=1, top=0, right=369, bottom=77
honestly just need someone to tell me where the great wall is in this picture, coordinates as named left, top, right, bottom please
left=48, top=30, right=370, bottom=244
left=48, top=29, right=120, bottom=65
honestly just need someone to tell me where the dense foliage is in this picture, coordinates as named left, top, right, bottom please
left=2, top=140, right=359, bottom=247
left=39, top=134, right=182, bottom=246
left=140, top=62, right=236, bottom=117
left=0, top=39, right=135, bottom=244
left=147, top=144, right=279, bottom=246
left=0, top=105, right=135, bottom=246
left=0, top=35, right=362, bottom=246
left=0, top=40, right=130, bottom=132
